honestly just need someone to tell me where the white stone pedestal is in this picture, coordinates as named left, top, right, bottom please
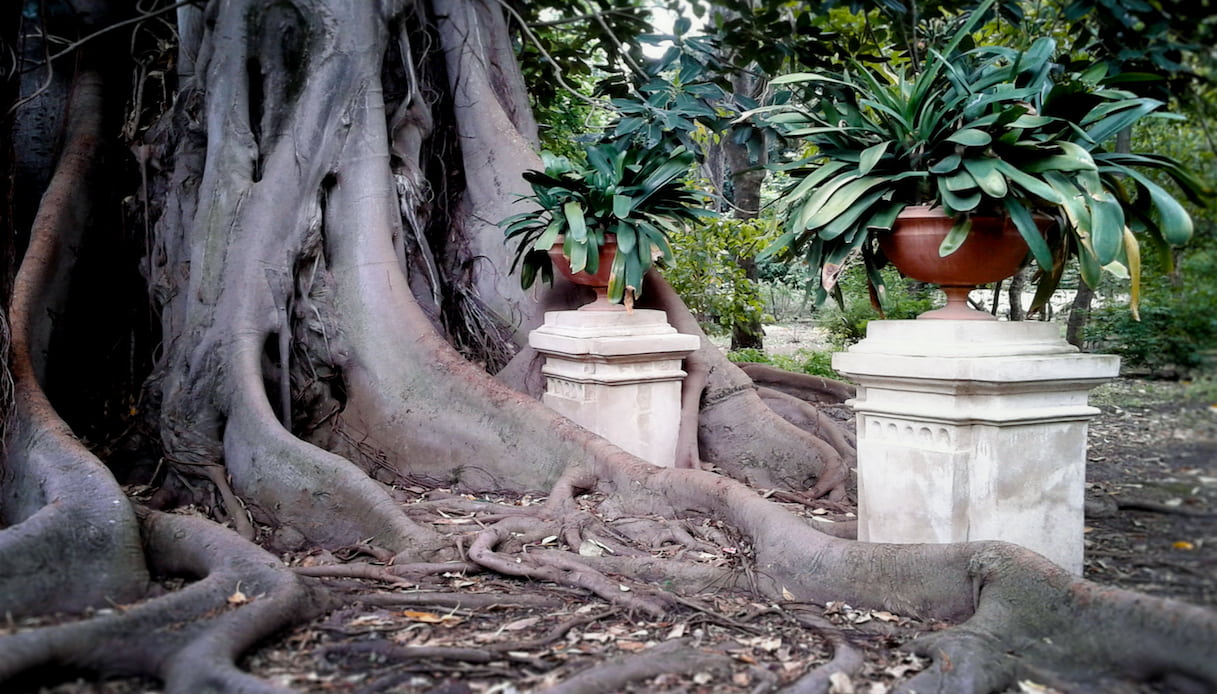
left=832, top=321, right=1119, bottom=574
left=529, top=309, right=699, bottom=467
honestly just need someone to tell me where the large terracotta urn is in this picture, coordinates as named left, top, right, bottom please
left=547, top=235, right=621, bottom=311
left=880, top=205, right=1035, bottom=320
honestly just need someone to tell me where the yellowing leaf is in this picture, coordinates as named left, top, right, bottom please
left=402, top=610, right=462, bottom=625
left=1173, top=541, right=1195, bottom=551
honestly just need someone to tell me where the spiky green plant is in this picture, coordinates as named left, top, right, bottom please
left=501, top=142, right=713, bottom=304
left=749, top=0, right=1206, bottom=314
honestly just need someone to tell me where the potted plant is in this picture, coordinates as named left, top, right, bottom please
left=748, top=1, right=1206, bottom=319
left=501, top=141, right=712, bottom=310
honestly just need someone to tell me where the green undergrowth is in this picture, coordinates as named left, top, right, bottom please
left=726, top=347, right=841, bottom=379
left=1090, top=374, right=1217, bottom=410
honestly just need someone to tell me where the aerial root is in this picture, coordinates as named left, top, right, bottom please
left=756, top=386, right=856, bottom=460
left=0, top=510, right=323, bottom=693
left=539, top=637, right=735, bottom=694
left=199, top=462, right=257, bottom=540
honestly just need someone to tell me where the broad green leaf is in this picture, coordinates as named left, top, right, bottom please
left=1113, top=167, right=1194, bottom=245
left=1088, top=191, right=1126, bottom=265
left=946, top=129, right=993, bottom=147
left=759, top=229, right=798, bottom=261
left=930, top=154, right=962, bottom=174
left=944, top=169, right=979, bottom=192
left=937, top=216, right=973, bottom=257
left=1015, top=37, right=1055, bottom=75
left=805, top=173, right=920, bottom=230
left=866, top=202, right=907, bottom=232
left=567, top=237, right=588, bottom=274
left=532, top=220, right=562, bottom=251
left=1084, top=98, right=1162, bottom=144
left=1041, top=171, right=1091, bottom=233
left=792, top=173, right=860, bottom=232
left=615, top=221, right=636, bottom=254
left=607, top=247, right=627, bottom=303
left=962, top=157, right=1008, bottom=197
left=939, top=185, right=982, bottom=212
left=993, top=159, right=1064, bottom=203
left=625, top=249, right=644, bottom=298
left=563, top=200, right=587, bottom=242
left=1003, top=198, right=1053, bottom=268
left=819, top=190, right=885, bottom=240
left=1076, top=237, right=1103, bottom=288
left=1009, top=114, right=1056, bottom=129
left=613, top=194, right=635, bottom=219
left=859, top=141, right=890, bottom=176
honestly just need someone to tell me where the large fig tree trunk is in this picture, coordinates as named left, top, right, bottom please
left=1, top=2, right=1215, bottom=692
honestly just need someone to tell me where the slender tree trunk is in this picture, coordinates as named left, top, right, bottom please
left=1008, top=267, right=1026, bottom=321
left=1066, top=282, right=1094, bottom=348
left=724, top=71, right=765, bottom=351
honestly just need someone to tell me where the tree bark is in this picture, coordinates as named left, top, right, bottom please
left=1, top=3, right=1214, bottom=693
left=724, top=70, right=765, bottom=351
left=1066, top=281, right=1095, bottom=348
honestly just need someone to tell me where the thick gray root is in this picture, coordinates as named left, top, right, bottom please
left=1, top=70, right=147, bottom=617
left=0, top=511, right=325, bottom=694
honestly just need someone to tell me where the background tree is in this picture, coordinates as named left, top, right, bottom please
left=1, top=1, right=1216, bottom=692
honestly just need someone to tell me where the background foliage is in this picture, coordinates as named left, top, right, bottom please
left=506, top=0, right=1217, bottom=372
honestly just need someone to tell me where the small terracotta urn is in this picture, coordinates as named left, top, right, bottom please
left=547, top=236, right=622, bottom=311
left=880, top=205, right=1035, bottom=320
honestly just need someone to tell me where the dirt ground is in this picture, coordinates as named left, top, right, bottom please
left=14, top=352, right=1217, bottom=693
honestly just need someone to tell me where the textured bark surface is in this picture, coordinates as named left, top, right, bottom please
left=1, top=2, right=1215, bottom=692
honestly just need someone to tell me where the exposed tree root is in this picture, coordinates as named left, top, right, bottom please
left=5, top=2, right=1217, bottom=693
left=1, top=69, right=147, bottom=616
left=570, top=455, right=1217, bottom=691
left=355, top=591, right=566, bottom=611
left=293, top=563, right=413, bottom=585
left=737, top=362, right=857, bottom=408
left=541, top=638, right=736, bottom=694
left=0, top=510, right=324, bottom=693
left=757, top=385, right=856, bottom=459
left=780, top=605, right=865, bottom=694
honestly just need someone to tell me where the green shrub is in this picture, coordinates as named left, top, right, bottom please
left=726, top=347, right=841, bottom=379
left=818, top=265, right=936, bottom=349
left=665, top=217, right=775, bottom=336
left=1085, top=249, right=1217, bottom=376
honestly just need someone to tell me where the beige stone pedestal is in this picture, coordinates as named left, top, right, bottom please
left=529, top=309, right=699, bottom=467
left=833, top=321, right=1119, bottom=574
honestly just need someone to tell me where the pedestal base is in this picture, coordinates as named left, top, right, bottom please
left=833, top=321, right=1120, bottom=574
left=529, top=309, right=699, bottom=467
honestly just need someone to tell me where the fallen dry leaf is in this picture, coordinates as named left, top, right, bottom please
left=401, top=610, right=462, bottom=626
